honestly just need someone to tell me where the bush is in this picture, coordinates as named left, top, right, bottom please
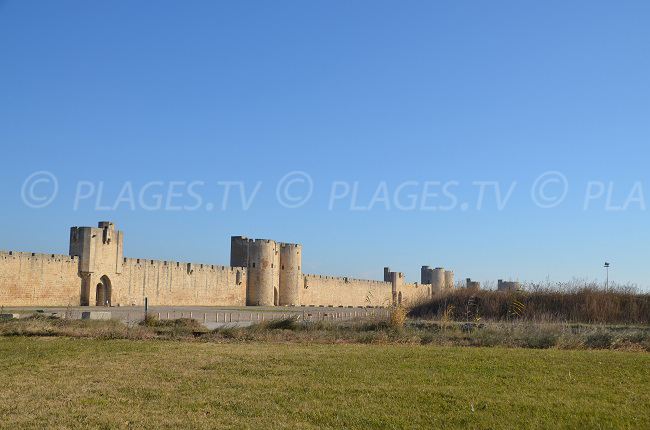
left=419, top=333, right=435, bottom=345
left=519, top=332, right=558, bottom=349
left=266, top=317, right=298, bottom=330
left=584, top=332, right=614, bottom=349
left=140, top=316, right=202, bottom=329
left=388, top=307, right=407, bottom=328
left=470, top=330, right=511, bottom=348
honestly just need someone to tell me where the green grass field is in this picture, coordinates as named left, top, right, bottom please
left=0, top=338, right=647, bottom=429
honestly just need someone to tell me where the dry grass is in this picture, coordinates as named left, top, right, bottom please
left=0, top=314, right=198, bottom=340
left=210, top=319, right=650, bottom=351
left=409, top=287, right=650, bottom=325
left=1, top=313, right=649, bottom=351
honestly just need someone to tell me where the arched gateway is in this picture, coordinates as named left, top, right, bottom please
left=95, top=275, right=112, bottom=307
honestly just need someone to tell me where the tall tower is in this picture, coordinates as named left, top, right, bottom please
left=421, top=266, right=432, bottom=284
left=231, top=237, right=279, bottom=306
left=278, top=243, right=302, bottom=306
left=231, top=236, right=302, bottom=306
left=421, top=266, right=445, bottom=293
left=432, top=268, right=445, bottom=292
left=384, top=267, right=404, bottom=306
left=444, top=270, right=455, bottom=290
left=69, top=221, right=123, bottom=306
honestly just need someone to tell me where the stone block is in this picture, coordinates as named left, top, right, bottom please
left=0, top=313, right=19, bottom=319
left=81, top=311, right=111, bottom=320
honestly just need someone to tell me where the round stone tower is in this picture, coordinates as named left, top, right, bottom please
left=421, top=266, right=432, bottom=284
left=444, top=270, right=454, bottom=290
left=278, top=243, right=302, bottom=306
left=432, top=268, right=445, bottom=292
left=231, top=237, right=279, bottom=306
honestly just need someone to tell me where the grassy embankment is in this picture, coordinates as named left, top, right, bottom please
left=0, top=311, right=650, bottom=352
left=1, top=313, right=649, bottom=351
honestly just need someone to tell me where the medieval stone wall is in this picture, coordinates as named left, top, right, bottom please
left=498, top=280, right=520, bottom=292
left=117, top=259, right=246, bottom=307
left=0, top=251, right=80, bottom=306
left=300, top=274, right=393, bottom=307
left=0, top=222, right=452, bottom=308
left=400, top=282, right=429, bottom=306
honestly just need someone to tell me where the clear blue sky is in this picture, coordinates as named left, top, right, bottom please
left=1, top=1, right=649, bottom=289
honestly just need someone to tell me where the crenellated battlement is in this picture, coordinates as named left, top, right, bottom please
left=498, top=279, right=520, bottom=292
left=304, top=274, right=389, bottom=285
left=279, top=242, right=300, bottom=248
left=122, top=257, right=241, bottom=272
left=466, top=278, right=480, bottom=290
left=0, top=222, right=453, bottom=308
left=0, top=250, right=78, bottom=263
left=232, top=236, right=276, bottom=244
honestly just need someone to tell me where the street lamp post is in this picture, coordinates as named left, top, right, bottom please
left=604, top=262, right=610, bottom=291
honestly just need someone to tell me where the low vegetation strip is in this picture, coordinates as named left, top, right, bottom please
left=0, top=338, right=647, bottom=429
left=1, top=314, right=649, bottom=351
left=409, top=288, right=650, bottom=325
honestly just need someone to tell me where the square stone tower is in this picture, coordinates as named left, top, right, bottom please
left=69, top=221, right=123, bottom=306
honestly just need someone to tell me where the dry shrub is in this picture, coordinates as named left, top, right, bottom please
left=440, top=305, right=454, bottom=331
left=261, top=317, right=299, bottom=330
left=0, top=314, right=136, bottom=339
left=409, top=286, right=650, bottom=325
left=140, top=316, right=202, bottom=329
left=388, top=306, right=407, bottom=328
left=3, top=311, right=649, bottom=351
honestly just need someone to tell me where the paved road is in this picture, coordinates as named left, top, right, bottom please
left=5, top=305, right=392, bottom=326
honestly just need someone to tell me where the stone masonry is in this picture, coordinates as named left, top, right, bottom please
left=0, top=222, right=453, bottom=308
